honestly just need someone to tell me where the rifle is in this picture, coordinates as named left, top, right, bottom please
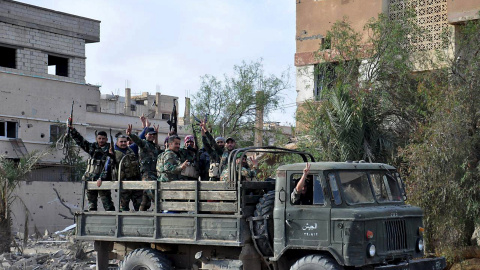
left=65, top=101, right=74, bottom=139
left=191, top=116, right=201, bottom=174
left=166, top=99, right=178, bottom=135
left=61, top=101, right=75, bottom=157
left=109, top=128, right=117, bottom=180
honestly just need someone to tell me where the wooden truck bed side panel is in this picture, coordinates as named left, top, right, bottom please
left=77, top=180, right=274, bottom=246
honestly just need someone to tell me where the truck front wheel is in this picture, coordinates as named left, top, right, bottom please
left=119, top=248, right=172, bottom=270
left=290, top=255, right=343, bottom=270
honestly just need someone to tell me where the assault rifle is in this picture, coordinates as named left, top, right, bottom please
left=191, top=114, right=202, bottom=173
left=167, top=99, right=177, bottom=135
left=66, top=101, right=74, bottom=139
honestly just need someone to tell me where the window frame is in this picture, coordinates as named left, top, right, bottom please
left=0, top=45, right=16, bottom=69
left=289, top=171, right=326, bottom=206
left=0, top=120, right=18, bottom=139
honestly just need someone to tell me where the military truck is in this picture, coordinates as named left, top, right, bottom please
left=75, top=147, right=446, bottom=270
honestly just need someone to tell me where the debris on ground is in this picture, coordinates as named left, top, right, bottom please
left=1, top=227, right=118, bottom=270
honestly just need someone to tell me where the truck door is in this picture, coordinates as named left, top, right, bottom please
left=285, top=171, right=331, bottom=247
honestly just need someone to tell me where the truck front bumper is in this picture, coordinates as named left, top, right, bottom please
left=374, top=257, right=446, bottom=270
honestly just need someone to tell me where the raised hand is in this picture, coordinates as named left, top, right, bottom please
left=250, top=157, right=259, bottom=169
left=126, top=124, right=133, bottom=136
left=303, top=162, right=311, bottom=175
left=140, top=114, right=146, bottom=127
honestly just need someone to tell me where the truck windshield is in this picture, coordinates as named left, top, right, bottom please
left=338, top=171, right=375, bottom=204
left=369, top=172, right=403, bottom=202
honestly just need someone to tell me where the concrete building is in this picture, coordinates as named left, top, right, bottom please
left=0, top=0, right=187, bottom=233
left=295, top=0, right=480, bottom=106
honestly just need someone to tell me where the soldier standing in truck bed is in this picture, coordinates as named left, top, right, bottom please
left=126, top=124, right=162, bottom=211
left=99, top=135, right=142, bottom=211
left=180, top=135, right=200, bottom=180
left=68, top=127, right=115, bottom=211
left=199, top=121, right=225, bottom=181
left=157, top=135, right=188, bottom=182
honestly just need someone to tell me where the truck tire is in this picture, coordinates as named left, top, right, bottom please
left=290, top=255, right=343, bottom=270
left=119, top=248, right=172, bottom=270
left=253, top=190, right=275, bottom=256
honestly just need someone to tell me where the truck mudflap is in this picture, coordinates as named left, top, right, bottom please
left=374, top=257, right=446, bottom=270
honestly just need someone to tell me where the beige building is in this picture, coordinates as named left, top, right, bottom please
left=295, top=0, right=480, bottom=106
left=0, top=0, right=187, bottom=170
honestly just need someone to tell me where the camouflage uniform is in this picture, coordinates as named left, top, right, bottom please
left=129, top=133, right=162, bottom=210
left=157, top=149, right=185, bottom=182
left=179, top=147, right=199, bottom=180
left=220, top=163, right=257, bottom=181
left=202, top=131, right=224, bottom=181
left=70, top=128, right=114, bottom=211
left=101, top=146, right=142, bottom=211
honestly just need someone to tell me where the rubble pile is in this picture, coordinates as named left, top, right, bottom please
left=0, top=227, right=116, bottom=270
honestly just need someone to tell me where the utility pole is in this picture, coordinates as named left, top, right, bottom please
left=254, top=91, right=264, bottom=147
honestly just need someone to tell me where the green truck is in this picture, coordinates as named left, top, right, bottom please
left=75, top=147, right=446, bottom=270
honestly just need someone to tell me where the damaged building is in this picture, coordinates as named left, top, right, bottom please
left=0, top=0, right=187, bottom=233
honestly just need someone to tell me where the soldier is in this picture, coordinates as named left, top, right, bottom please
left=157, top=135, right=188, bottom=182
left=220, top=137, right=237, bottom=172
left=198, top=147, right=211, bottom=180
left=199, top=121, right=225, bottom=181
left=291, top=163, right=312, bottom=205
left=180, top=135, right=199, bottom=180
left=126, top=124, right=162, bottom=211
left=99, top=135, right=142, bottom=211
left=220, top=152, right=258, bottom=181
left=68, top=127, right=114, bottom=211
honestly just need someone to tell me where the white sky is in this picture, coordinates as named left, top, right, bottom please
left=18, top=0, right=298, bottom=126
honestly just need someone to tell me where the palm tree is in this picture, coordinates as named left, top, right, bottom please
left=0, top=151, right=46, bottom=253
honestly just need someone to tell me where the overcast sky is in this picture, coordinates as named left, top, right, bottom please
left=19, top=0, right=298, bottom=125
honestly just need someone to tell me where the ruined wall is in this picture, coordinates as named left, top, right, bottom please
left=11, top=181, right=120, bottom=234
left=0, top=0, right=100, bottom=84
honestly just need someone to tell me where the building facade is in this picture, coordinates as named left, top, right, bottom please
left=0, top=0, right=186, bottom=173
left=295, top=0, right=480, bottom=106
left=0, top=0, right=190, bottom=233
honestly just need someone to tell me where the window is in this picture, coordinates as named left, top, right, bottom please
left=370, top=172, right=403, bottom=202
left=338, top=171, right=375, bottom=204
left=86, top=104, right=98, bottom=112
left=290, top=173, right=324, bottom=205
left=50, top=124, right=66, bottom=142
left=48, top=55, right=68, bottom=77
left=314, top=62, right=337, bottom=96
left=0, top=121, right=18, bottom=138
left=328, top=173, right=342, bottom=205
left=162, top=113, right=170, bottom=120
left=0, top=46, right=16, bottom=69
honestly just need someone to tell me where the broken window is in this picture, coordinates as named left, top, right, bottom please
left=48, top=55, right=69, bottom=77
left=314, top=62, right=337, bottom=97
left=50, top=124, right=66, bottom=142
left=0, top=121, right=18, bottom=138
left=162, top=114, right=170, bottom=120
left=0, top=46, right=16, bottom=69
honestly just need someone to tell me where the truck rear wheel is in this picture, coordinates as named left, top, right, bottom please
left=290, top=255, right=343, bottom=270
left=119, top=248, right=172, bottom=270
left=253, top=190, right=275, bottom=256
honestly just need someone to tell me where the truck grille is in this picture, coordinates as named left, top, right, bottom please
left=385, top=219, right=407, bottom=251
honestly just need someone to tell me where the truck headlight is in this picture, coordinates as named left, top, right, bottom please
left=416, top=238, right=424, bottom=252
left=367, top=243, right=376, bottom=257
